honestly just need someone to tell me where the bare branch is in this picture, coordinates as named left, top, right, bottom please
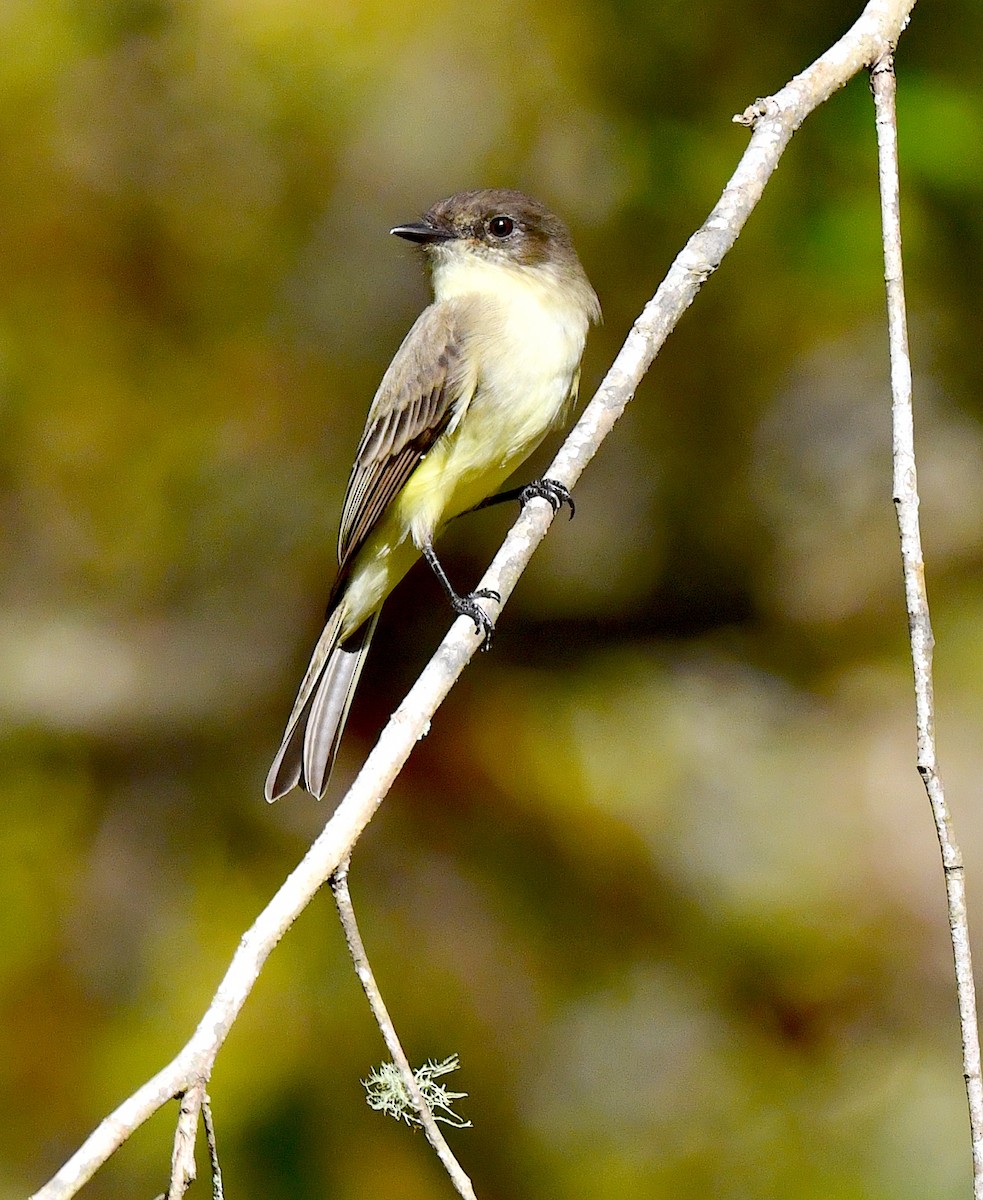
left=167, top=1084, right=204, bottom=1200
left=201, top=1093, right=224, bottom=1200
left=28, top=3, right=919, bottom=1197
left=331, top=861, right=477, bottom=1200
left=870, top=53, right=983, bottom=1197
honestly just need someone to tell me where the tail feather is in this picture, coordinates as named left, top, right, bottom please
left=263, top=693, right=310, bottom=801
left=302, top=612, right=378, bottom=798
left=265, top=609, right=379, bottom=802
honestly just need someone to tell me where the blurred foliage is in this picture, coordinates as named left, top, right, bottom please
left=3, top=0, right=983, bottom=1197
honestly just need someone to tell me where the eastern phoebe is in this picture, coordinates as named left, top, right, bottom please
left=266, top=188, right=600, bottom=801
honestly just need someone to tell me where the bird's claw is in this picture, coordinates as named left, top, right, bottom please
left=519, top=477, right=575, bottom=519
left=453, top=590, right=499, bottom=650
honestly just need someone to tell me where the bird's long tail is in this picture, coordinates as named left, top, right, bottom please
left=265, top=608, right=380, bottom=802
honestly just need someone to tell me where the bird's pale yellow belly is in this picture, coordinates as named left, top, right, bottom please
left=338, top=389, right=569, bottom=636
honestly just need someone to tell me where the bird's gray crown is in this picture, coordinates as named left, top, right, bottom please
left=393, top=188, right=579, bottom=270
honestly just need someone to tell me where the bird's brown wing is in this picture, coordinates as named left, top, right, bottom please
left=335, top=302, right=470, bottom=577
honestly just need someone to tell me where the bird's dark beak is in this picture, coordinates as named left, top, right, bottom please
left=390, top=220, right=455, bottom=245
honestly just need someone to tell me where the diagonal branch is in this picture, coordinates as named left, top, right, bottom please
left=870, top=54, right=983, bottom=1197
left=330, top=860, right=477, bottom=1200
left=28, top=3, right=919, bottom=1197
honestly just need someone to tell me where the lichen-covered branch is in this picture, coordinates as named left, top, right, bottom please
left=331, top=861, right=477, bottom=1200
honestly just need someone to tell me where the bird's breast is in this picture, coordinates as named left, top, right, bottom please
left=453, top=285, right=587, bottom=450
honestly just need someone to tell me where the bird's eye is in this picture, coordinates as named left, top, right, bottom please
left=488, top=215, right=515, bottom=238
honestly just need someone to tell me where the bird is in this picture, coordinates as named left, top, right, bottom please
left=265, top=188, right=600, bottom=801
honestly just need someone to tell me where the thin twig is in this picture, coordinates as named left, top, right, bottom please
left=330, top=859, right=477, bottom=1200
left=871, top=54, right=983, bottom=1197
left=27, top=5, right=919, bottom=1197
left=201, top=1093, right=224, bottom=1200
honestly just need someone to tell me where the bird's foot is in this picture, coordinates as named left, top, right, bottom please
left=452, top=588, right=500, bottom=651
left=519, top=477, right=575, bottom=519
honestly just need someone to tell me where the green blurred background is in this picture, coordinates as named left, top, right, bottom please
left=4, top=0, right=983, bottom=1196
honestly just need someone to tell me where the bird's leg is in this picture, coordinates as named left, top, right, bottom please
left=467, top=477, right=575, bottom=519
left=422, top=543, right=499, bottom=651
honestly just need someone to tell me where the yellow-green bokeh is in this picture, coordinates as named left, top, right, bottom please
left=3, top=2, right=982, bottom=1198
